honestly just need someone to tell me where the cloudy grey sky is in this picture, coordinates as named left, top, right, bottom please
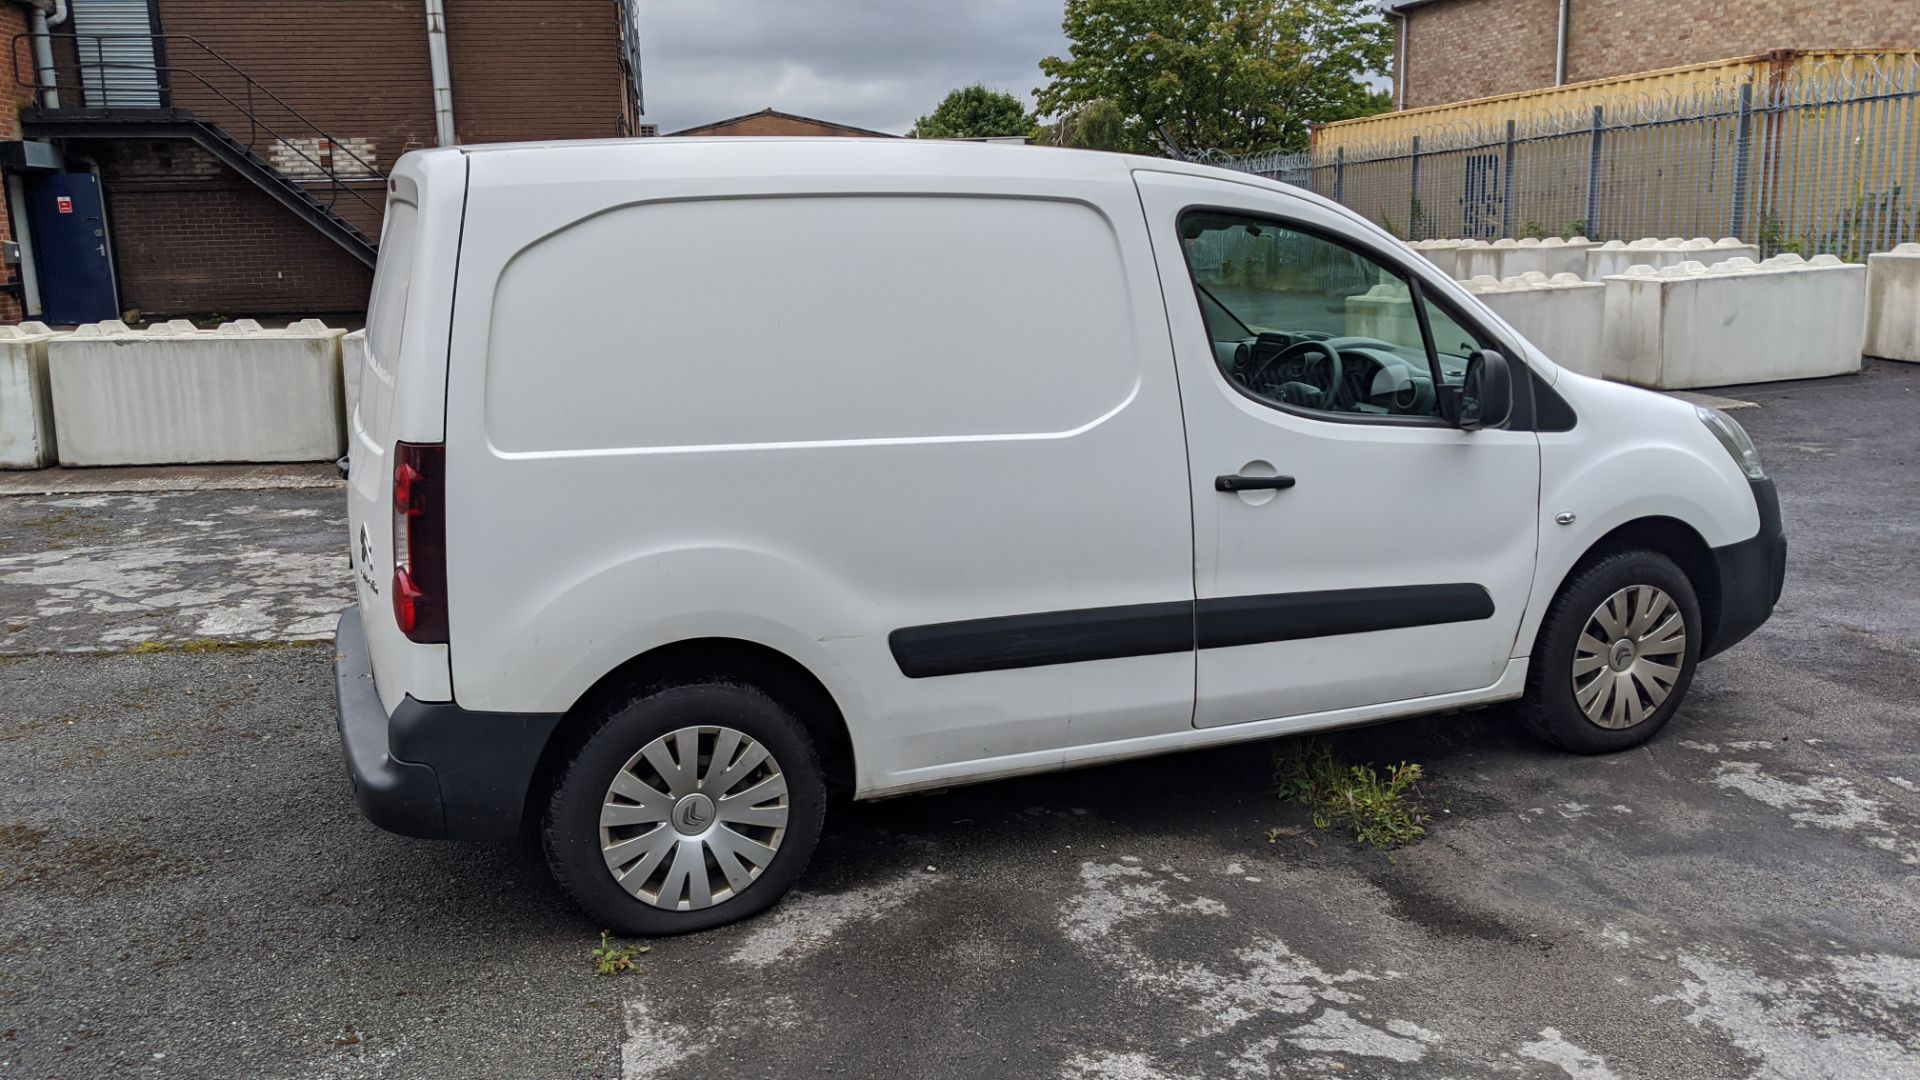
left=637, top=0, right=1072, bottom=134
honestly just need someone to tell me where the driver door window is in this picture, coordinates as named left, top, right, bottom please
left=1180, top=213, right=1472, bottom=421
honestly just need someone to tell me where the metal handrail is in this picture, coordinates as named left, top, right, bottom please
left=11, top=32, right=387, bottom=222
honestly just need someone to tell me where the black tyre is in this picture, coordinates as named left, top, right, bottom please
left=544, top=682, right=826, bottom=935
left=1523, top=549, right=1702, bottom=754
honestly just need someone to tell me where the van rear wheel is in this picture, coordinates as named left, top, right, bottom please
left=1523, top=549, right=1702, bottom=754
left=544, top=682, right=826, bottom=935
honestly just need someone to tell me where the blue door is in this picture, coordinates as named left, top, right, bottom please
left=26, top=173, right=119, bottom=325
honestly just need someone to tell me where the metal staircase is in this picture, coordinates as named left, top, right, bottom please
left=13, top=33, right=385, bottom=266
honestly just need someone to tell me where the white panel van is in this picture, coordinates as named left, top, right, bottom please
left=335, top=140, right=1784, bottom=934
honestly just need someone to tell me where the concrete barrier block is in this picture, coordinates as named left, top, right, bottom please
left=1585, top=239, right=1643, bottom=280
left=1456, top=237, right=1597, bottom=281
left=0, top=322, right=60, bottom=469
left=1600, top=254, right=1866, bottom=388
left=1865, top=242, right=1920, bottom=363
left=1459, top=238, right=1523, bottom=281
left=1445, top=239, right=1490, bottom=279
left=48, top=319, right=347, bottom=466
left=1343, top=282, right=1423, bottom=343
left=342, top=329, right=367, bottom=421
left=1584, top=237, right=1757, bottom=280
left=1538, top=236, right=1596, bottom=277
left=1409, top=239, right=1474, bottom=278
left=1465, top=272, right=1607, bottom=378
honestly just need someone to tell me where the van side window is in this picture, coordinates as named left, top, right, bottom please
left=1178, top=212, right=1480, bottom=421
left=366, top=199, right=418, bottom=364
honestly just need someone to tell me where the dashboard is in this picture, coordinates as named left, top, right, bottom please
left=1213, top=332, right=1443, bottom=417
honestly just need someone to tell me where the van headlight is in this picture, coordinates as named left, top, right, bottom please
left=1696, top=406, right=1765, bottom=480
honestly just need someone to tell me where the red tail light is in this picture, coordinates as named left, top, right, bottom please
left=392, top=441, right=448, bottom=643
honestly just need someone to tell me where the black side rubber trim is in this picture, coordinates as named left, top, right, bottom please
left=889, top=583, right=1496, bottom=678
left=389, top=697, right=562, bottom=842
left=335, top=606, right=445, bottom=839
left=334, top=605, right=563, bottom=842
left=889, top=601, right=1194, bottom=679
left=1703, top=477, right=1785, bottom=660
left=1196, top=583, right=1495, bottom=650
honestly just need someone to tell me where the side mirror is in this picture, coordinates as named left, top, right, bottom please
left=1448, top=349, right=1512, bottom=431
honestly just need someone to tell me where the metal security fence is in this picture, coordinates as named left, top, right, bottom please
left=1207, top=54, right=1920, bottom=259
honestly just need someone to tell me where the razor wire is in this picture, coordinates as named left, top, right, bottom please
left=1202, top=54, right=1920, bottom=258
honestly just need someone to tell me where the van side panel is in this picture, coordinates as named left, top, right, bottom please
left=346, top=149, right=467, bottom=710
left=442, top=143, right=1197, bottom=794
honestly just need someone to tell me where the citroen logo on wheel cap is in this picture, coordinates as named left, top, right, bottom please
left=672, top=793, right=716, bottom=834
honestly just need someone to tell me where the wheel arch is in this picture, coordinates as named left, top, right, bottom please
left=1533, top=515, right=1723, bottom=657
left=522, top=637, right=859, bottom=831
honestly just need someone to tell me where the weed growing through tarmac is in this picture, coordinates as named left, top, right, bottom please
left=1272, top=738, right=1429, bottom=848
left=591, top=930, right=648, bottom=976
left=126, top=638, right=326, bottom=655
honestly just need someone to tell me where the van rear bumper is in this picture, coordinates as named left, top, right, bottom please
left=1702, top=478, right=1786, bottom=660
left=333, top=607, right=562, bottom=841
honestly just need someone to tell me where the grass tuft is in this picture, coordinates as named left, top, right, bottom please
left=1273, top=738, right=1429, bottom=849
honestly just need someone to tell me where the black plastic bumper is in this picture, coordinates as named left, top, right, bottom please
left=334, top=607, right=562, bottom=841
left=1703, top=478, right=1786, bottom=660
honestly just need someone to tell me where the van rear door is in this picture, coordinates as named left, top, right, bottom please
left=346, top=150, right=468, bottom=712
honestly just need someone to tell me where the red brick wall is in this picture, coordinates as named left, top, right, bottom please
left=53, top=1, right=631, bottom=320
left=155, top=0, right=438, bottom=174
left=671, top=113, right=893, bottom=137
left=0, top=4, right=34, bottom=323
left=90, top=141, right=372, bottom=318
left=1564, top=0, right=1920, bottom=84
left=155, top=0, right=631, bottom=154
left=1399, top=0, right=1561, bottom=109
left=447, top=2, right=631, bottom=142
left=1400, top=0, right=1920, bottom=108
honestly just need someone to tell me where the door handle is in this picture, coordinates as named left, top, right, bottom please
left=1215, top=473, right=1296, bottom=493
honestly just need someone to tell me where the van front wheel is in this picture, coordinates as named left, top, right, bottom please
left=1523, top=549, right=1702, bottom=754
left=544, top=682, right=826, bottom=935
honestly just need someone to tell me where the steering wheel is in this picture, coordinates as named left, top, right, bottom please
left=1243, top=339, right=1344, bottom=410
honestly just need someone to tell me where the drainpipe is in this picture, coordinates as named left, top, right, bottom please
left=423, top=0, right=456, bottom=144
left=22, top=0, right=69, bottom=109
left=1395, top=13, right=1409, bottom=109
left=1554, top=0, right=1570, bottom=85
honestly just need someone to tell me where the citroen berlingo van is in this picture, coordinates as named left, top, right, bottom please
left=334, top=139, right=1784, bottom=935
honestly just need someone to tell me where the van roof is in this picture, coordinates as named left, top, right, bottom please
left=414, top=136, right=1312, bottom=200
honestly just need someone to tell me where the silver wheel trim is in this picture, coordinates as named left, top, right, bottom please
left=1572, top=585, right=1687, bottom=730
left=599, top=725, right=790, bottom=911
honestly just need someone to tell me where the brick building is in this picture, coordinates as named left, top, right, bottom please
left=666, top=108, right=896, bottom=139
left=1386, top=0, right=1920, bottom=109
left=0, top=2, right=40, bottom=322
left=2, top=0, right=642, bottom=323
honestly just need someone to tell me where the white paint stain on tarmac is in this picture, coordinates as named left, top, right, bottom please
left=1669, top=949, right=1920, bottom=1080
left=619, top=998, right=712, bottom=1080
left=1058, top=1050, right=1183, bottom=1080
left=1061, top=860, right=1227, bottom=945
left=0, top=492, right=350, bottom=652
left=1059, top=860, right=1439, bottom=1072
left=727, top=871, right=933, bottom=967
left=1520, top=1027, right=1622, bottom=1080
left=1286, top=1008, right=1437, bottom=1062
left=1711, top=761, right=1920, bottom=866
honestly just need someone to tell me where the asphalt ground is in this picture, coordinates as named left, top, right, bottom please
left=1, top=363, right=1916, bottom=1079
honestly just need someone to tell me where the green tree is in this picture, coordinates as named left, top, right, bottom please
left=910, top=84, right=1034, bottom=139
left=1034, top=97, right=1129, bottom=151
left=1035, top=0, right=1393, bottom=157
